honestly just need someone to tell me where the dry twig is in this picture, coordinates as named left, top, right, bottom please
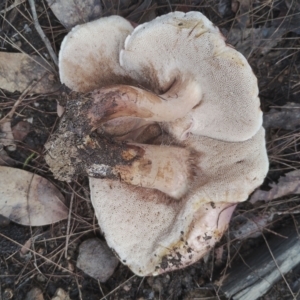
left=28, top=0, right=58, bottom=66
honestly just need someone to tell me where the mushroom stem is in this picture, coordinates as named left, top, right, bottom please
left=46, top=116, right=195, bottom=199
left=88, top=80, right=202, bottom=128
left=87, top=143, right=196, bottom=199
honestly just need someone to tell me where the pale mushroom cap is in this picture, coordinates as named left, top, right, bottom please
left=120, top=11, right=262, bottom=142
left=59, top=16, right=134, bottom=92
left=90, top=127, right=268, bottom=276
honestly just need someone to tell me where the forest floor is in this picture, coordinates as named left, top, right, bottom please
left=0, top=0, right=300, bottom=299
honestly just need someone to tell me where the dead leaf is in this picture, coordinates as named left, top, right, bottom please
left=0, top=52, right=59, bottom=94
left=263, top=103, right=300, bottom=130
left=47, top=0, right=102, bottom=30
left=0, top=166, right=68, bottom=226
left=250, top=170, right=300, bottom=203
left=12, top=121, right=31, bottom=141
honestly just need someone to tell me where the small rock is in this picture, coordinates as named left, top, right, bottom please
left=51, top=288, right=70, bottom=300
left=25, top=287, right=44, bottom=300
left=76, top=238, right=119, bottom=282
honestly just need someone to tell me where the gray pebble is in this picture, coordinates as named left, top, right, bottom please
left=76, top=238, right=119, bottom=282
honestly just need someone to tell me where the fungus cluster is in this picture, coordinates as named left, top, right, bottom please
left=45, top=11, right=268, bottom=276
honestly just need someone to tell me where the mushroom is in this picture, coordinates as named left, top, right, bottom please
left=59, top=12, right=262, bottom=142
left=45, top=11, right=269, bottom=276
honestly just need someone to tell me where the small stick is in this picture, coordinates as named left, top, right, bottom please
left=28, top=0, right=58, bottom=66
left=0, top=81, right=36, bottom=124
